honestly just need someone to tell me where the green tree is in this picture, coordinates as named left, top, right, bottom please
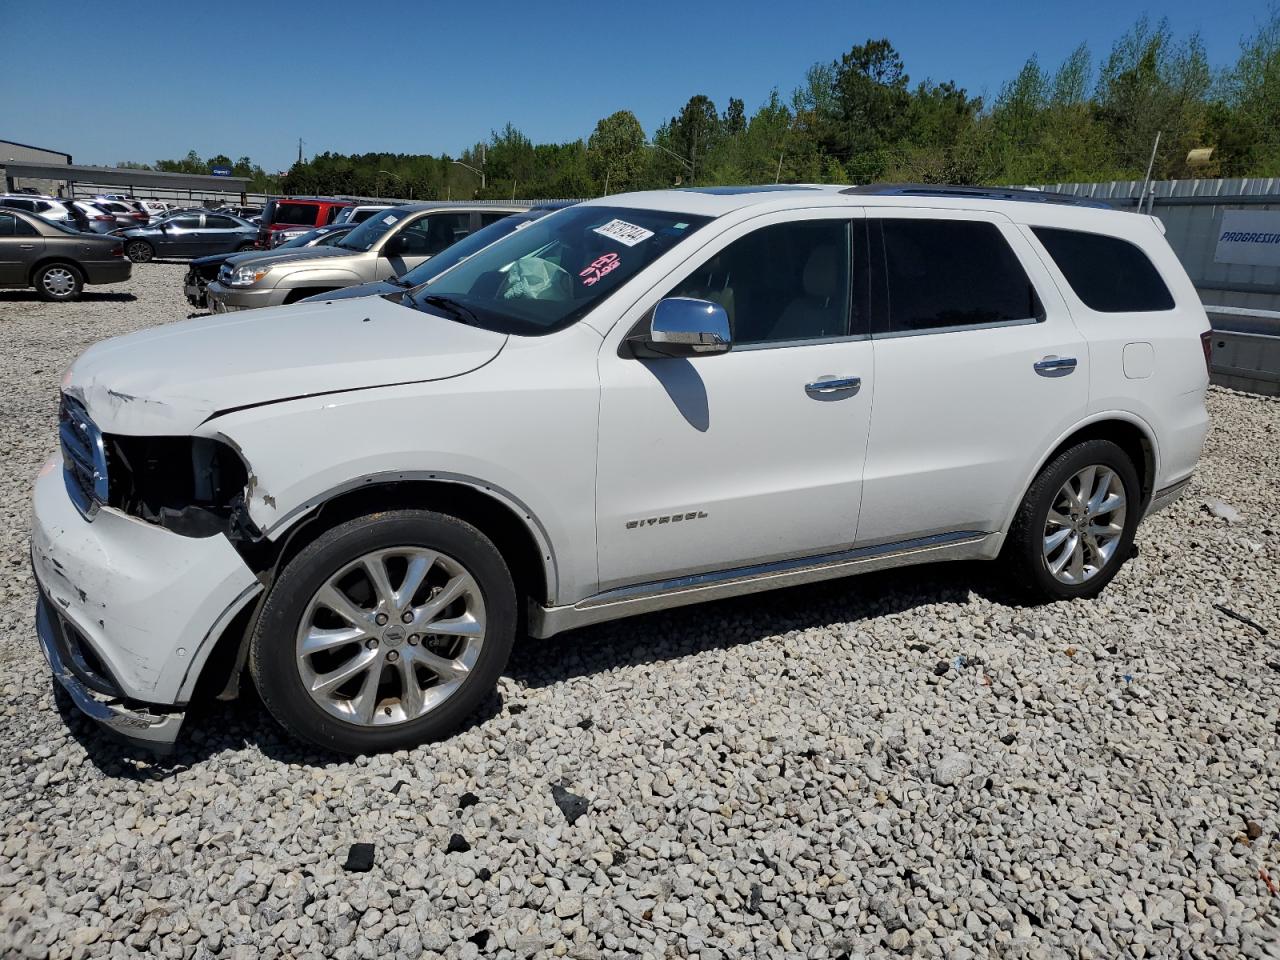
left=587, top=110, right=647, bottom=193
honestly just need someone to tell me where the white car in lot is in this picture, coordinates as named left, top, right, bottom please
left=32, top=185, right=1210, bottom=754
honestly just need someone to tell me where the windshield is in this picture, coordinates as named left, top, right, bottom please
left=397, top=214, right=535, bottom=287
left=408, top=206, right=709, bottom=335
left=337, top=208, right=411, bottom=252
left=316, top=228, right=351, bottom=247
left=279, top=228, right=325, bottom=249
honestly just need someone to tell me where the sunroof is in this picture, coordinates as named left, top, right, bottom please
left=680, top=185, right=823, bottom=195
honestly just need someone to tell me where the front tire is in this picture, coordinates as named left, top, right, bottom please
left=34, top=263, right=83, bottom=301
left=250, top=510, right=517, bottom=754
left=1003, top=439, right=1140, bottom=601
left=125, top=239, right=154, bottom=263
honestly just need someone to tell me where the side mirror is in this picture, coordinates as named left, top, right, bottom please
left=632, top=297, right=732, bottom=358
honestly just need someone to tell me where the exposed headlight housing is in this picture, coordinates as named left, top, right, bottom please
left=59, top=394, right=259, bottom=539
left=229, top=264, right=271, bottom=287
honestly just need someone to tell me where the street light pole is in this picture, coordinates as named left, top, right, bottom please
left=452, top=160, right=485, bottom=191
left=646, top=141, right=694, bottom=177
left=377, top=170, right=410, bottom=200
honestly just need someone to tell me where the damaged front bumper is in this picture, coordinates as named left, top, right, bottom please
left=37, top=590, right=185, bottom=751
left=30, top=455, right=262, bottom=750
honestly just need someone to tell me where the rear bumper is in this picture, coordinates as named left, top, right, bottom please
left=81, top=260, right=132, bottom=284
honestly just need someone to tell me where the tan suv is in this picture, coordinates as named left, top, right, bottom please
left=205, top=203, right=523, bottom=311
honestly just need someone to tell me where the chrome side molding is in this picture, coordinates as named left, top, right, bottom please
left=1144, top=475, right=1192, bottom=518
left=529, top=530, right=994, bottom=638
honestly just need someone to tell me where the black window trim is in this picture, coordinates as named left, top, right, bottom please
left=867, top=215, right=1047, bottom=340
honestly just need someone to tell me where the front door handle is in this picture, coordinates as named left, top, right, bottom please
left=1034, top=356, right=1077, bottom=377
left=805, top=375, right=861, bottom=397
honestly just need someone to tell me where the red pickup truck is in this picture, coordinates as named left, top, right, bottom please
left=257, top=197, right=352, bottom=248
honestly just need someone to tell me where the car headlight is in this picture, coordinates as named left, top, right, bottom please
left=229, top=264, right=271, bottom=287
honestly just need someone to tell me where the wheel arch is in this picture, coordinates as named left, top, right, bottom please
left=1006, top=412, right=1159, bottom=535
left=188, top=475, right=558, bottom=703
left=28, top=257, right=84, bottom=286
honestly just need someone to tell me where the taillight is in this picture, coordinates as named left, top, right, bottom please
left=93, top=215, right=113, bottom=221
left=1200, top=330, right=1213, bottom=374
left=131, top=213, right=147, bottom=221
left=111, top=244, right=124, bottom=258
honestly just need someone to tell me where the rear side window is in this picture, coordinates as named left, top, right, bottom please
left=878, top=219, right=1042, bottom=334
left=274, top=203, right=320, bottom=226
left=0, top=212, right=15, bottom=236
left=1032, top=227, right=1174, bottom=313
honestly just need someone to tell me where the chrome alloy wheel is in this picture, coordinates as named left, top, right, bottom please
left=295, top=547, right=486, bottom=726
left=42, top=267, right=76, bottom=297
left=1042, top=465, right=1128, bottom=585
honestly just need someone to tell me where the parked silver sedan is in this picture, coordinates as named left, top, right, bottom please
left=120, top=212, right=259, bottom=262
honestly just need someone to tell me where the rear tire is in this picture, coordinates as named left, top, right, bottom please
left=1002, top=439, right=1140, bottom=601
left=236, top=242, right=256, bottom=252
left=250, top=510, right=517, bottom=754
left=34, top=263, right=83, bottom=302
left=125, top=239, right=153, bottom=263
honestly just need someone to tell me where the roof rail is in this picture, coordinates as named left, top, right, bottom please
left=841, top=183, right=1112, bottom=209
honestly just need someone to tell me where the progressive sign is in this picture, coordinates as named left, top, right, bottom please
left=1214, top=209, right=1280, bottom=267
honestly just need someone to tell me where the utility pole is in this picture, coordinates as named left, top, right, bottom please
left=297, top=138, right=304, bottom=165
left=1139, top=130, right=1161, bottom=216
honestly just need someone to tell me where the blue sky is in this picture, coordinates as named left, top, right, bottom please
left=2, top=0, right=1270, bottom=172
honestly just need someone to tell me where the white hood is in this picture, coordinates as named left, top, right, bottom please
left=65, top=298, right=507, bottom=435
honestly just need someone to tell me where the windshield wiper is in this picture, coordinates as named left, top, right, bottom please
left=417, top=294, right=480, bottom=326
left=385, top=276, right=410, bottom=287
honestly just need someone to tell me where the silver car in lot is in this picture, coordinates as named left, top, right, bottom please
left=120, top=212, right=259, bottom=262
left=205, top=203, right=522, bottom=310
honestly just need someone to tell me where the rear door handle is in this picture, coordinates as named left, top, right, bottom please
left=18, top=244, right=34, bottom=250
left=805, top=375, right=861, bottom=397
left=1034, top=356, right=1077, bottom=377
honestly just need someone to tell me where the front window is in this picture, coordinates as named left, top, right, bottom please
left=409, top=206, right=710, bottom=335
left=337, top=209, right=412, bottom=252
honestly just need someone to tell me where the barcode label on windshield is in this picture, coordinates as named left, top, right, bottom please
left=593, top=219, right=654, bottom=247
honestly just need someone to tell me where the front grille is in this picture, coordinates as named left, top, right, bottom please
left=58, top=395, right=108, bottom=513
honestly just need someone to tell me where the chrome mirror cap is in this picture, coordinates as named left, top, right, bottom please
left=647, top=297, right=732, bottom=356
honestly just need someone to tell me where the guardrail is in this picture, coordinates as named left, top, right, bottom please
left=1205, top=306, right=1280, bottom=396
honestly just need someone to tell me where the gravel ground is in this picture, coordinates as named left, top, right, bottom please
left=0, top=262, right=1278, bottom=959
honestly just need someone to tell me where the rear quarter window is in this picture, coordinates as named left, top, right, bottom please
left=1031, top=226, right=1174, bottom=313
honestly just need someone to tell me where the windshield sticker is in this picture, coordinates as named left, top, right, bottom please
left=593, top=219, right=654, bottom=247
left=382, top=214, right=397, bottom=225
left=580, top=252, right=621, bottom=287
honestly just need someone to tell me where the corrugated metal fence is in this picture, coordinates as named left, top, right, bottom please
left=1031, top=178, right=1280, bottom=395
left=1032, top=178, right=1280, bottom=312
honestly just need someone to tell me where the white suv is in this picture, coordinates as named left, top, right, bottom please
left=32, top=185, right=1211, bottom=754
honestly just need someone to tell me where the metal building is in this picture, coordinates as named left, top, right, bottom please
left=0, top=138, right=72, bottom=194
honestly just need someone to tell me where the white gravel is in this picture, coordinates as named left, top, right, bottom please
left=1, top=263, right=1278, bottom=959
